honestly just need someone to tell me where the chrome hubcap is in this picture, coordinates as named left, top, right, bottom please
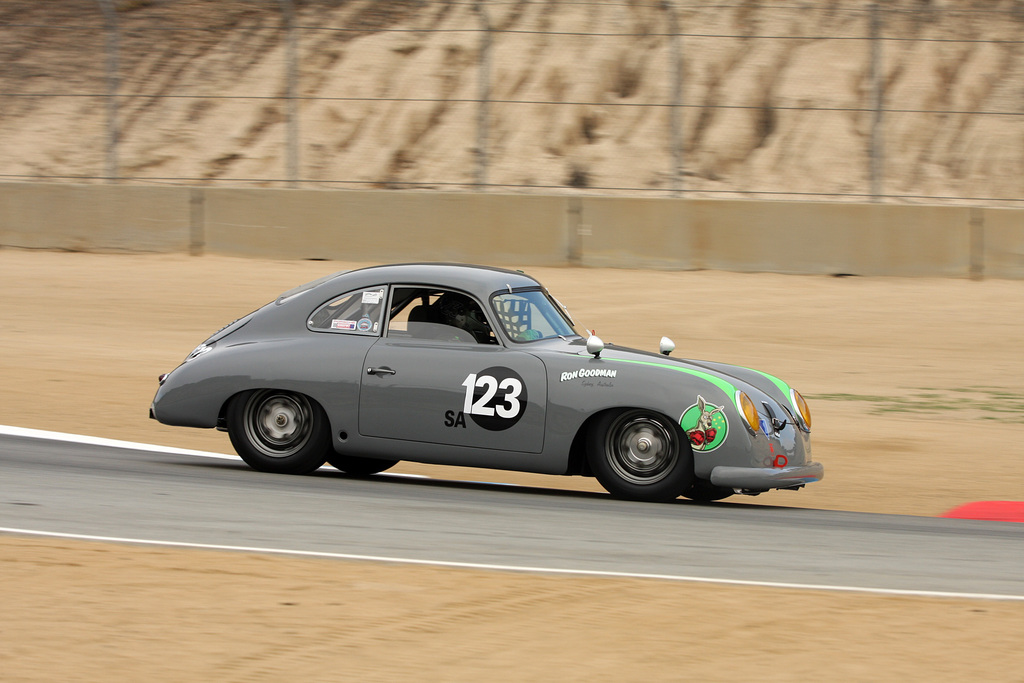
left=244, top=391, right=312, bottom=458
left=607, top=414, right=677, bottom=485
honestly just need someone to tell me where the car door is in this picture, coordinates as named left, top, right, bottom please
left=358, top=292, right=547, bottom=453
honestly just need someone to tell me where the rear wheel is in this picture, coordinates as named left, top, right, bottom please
left=226, top=390, right=330, bottom=475
left=587, top=409, right=694, bottom=502
left=326, top=454, right=398, bottom=476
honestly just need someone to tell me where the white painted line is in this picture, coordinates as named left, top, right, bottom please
left=1, top=526, right=1021, bottom=602
left=0, top=425, right=429, bottom=478
left=0, top=425, right=238, bottom=460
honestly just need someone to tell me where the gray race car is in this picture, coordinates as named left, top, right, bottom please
left=151, top=263, right=822, bottom=503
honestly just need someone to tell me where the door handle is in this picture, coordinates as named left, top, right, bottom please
left=366, top=366, right=396, bottom=376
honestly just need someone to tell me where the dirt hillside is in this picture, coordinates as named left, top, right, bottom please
left=1, top=0, right=1022, bottom=202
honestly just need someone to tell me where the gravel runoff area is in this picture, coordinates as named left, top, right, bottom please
left=1, top=250, right=1022, bottom=681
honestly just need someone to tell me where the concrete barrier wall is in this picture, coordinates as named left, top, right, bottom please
left=0, top=183, right=192, bottom=253
left=202, top=189, right=570, bottom=265
left=1, top=182, right=1021, bottom=279
left=578, top=199, right=981, bottom=277
left=984, top=207, right=1024, bottom=280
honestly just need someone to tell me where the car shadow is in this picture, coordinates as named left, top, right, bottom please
left=173, top=456, right=811, bottom=512
left=320, top=465, right=806, bottom=512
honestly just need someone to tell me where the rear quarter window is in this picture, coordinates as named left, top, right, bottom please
left=308, top=286, right=387, bottom=335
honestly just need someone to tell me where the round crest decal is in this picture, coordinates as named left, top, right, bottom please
left=680, top=395, right=728, bottom=452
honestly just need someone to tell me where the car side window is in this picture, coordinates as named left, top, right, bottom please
left=387, top=287, right=497, bottom=345
left=308, top=286, right=387, bottom=335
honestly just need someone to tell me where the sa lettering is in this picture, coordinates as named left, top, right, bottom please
left=444, top=410, right=467, bottom=428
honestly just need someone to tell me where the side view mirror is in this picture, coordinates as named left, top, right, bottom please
left=586, top=333, right=605, bottom=358
left=659, top=336, right=675, bottom=356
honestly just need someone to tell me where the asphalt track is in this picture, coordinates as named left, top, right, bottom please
left=2, top=430, right=1023, bottom=601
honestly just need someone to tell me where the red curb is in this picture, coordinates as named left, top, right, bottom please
left=940, top=501, right=1024, bottom=523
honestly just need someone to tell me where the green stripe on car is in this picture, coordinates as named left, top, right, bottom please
left=605, top=358, right=736, bottom=398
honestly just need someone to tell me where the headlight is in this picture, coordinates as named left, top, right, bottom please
left=791, top=388, right=812, bottom=431
left=736, top=391, right=759, bottom=435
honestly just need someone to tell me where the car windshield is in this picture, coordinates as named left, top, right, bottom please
left=491, top=288, right=580, bottom=342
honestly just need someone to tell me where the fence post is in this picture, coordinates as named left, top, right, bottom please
left=278, top=0, right=299, bottom=188
left=666, top=0, right=684, bottom=196
left=189, top=188, right=206, bottom=256
left=969, top=208, right=984, bottom=280
left=96, top=0, right=119, bottom=183
left=868, top=1, right=884, bottom=201
left=474, top=0, right=491, bottom=190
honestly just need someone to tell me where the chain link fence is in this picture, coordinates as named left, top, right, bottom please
left=1, top=0, right=1022, bottom=206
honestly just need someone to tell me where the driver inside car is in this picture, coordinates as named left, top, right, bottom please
left=433, top=292, right=494, bottom=344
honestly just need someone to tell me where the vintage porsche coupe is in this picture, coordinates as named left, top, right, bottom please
left=151, top=263, right=822, bottom=502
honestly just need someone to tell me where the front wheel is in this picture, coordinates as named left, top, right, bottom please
left=586, top=409, right=694, bottom=502
left=226, top=390, right=330, bottom=475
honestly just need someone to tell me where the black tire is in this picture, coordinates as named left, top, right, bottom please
left=586, top=409, right=694, bottom=502
left=326, top=454, right=398, bottom=476
left=682, top=479, right=734, bottom=503
left=226, top=390, right=330, bottom=475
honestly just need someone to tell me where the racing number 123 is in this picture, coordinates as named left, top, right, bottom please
left=462, top=373, right=523, bottom=419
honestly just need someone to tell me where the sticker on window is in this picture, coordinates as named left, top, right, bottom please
left=331, top=319, right=357, bottom=330
left=362, top=290, right=383, bottom=305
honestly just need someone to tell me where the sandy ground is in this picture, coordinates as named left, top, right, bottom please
left=2, top=250, right=1023, bottom=681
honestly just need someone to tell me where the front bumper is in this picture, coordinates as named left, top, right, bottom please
left=710, top=461, right=824, bottom=492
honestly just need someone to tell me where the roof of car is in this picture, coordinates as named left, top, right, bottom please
left=321, top=262, right=543, bottom=297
